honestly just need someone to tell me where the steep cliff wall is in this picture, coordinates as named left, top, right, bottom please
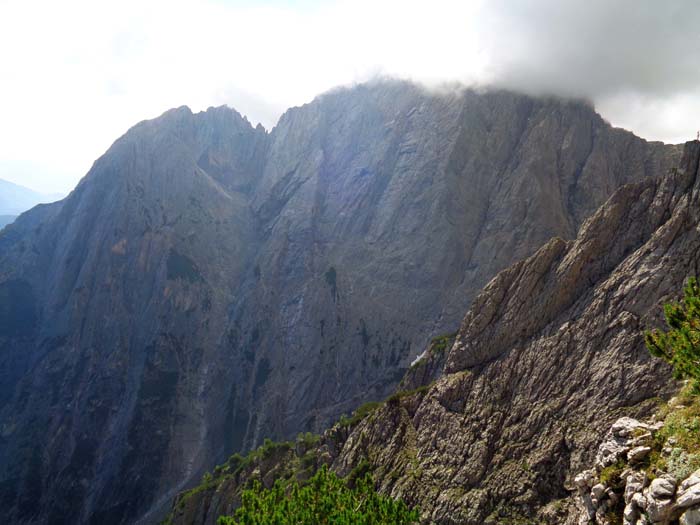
left=169, top=141, right=700, bottom=525
left=0, top=82, right=680, bottom=524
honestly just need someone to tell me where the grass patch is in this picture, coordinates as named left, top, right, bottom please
left=429, top=332, right=457, bottom=356
left=643, top=385, right=700, bottom=479
left=338, top=400, right=384, bottom=428
left=599, top=459, right=626, bottom=489
left=387, top=383, right=433, bottom=405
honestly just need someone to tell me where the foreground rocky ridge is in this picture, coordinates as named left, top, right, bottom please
left=170, top=141, right=700, bottom=524
left=0, top=82, right=681, bottom=524
left=572, top=386, right=700, bottom=525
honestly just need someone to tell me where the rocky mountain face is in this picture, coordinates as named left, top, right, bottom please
left=0, top=81, right=681, bottom=525
left=168, top=141, right=700, bottom=525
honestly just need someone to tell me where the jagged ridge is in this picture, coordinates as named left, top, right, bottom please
left=0, top=82, right=681, bottom=524
left=170, top=141, right=700, bottom=524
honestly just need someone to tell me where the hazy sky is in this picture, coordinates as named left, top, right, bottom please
left=1, top=0, right=699, bottom=194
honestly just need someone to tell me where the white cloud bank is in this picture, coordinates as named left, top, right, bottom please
left=0, top=0, right=698, bottom=193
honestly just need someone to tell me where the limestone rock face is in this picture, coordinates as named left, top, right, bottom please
left=170, top=141, right=700, bottom=524
left=0, top=82, right=681, bottom=524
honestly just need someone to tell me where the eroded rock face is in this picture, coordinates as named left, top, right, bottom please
left=170, top=141, right=700, bottom=524
left=0, top=82, right=681, bottom=524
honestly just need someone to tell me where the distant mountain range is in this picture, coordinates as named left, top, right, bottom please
left=0, top=178, right=64, bottom=225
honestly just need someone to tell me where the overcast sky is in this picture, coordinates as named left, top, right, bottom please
left=1, top=0, right=699, bottom=195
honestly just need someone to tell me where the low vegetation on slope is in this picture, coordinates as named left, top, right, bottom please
left=217, top=465, right=418, bottom=525
left=643, top=278, right=700, bottom=479
left=576, top=278, right=700, bottom=524
left=164, top=374, right=436, bottom=524
left=646, top=277, right=700, bottom=393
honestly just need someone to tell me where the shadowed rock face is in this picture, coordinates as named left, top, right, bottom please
left=170, top=141, right=700, bottom=525
left=0, top=81, right=680, bottom=524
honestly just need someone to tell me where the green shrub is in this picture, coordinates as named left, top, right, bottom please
left=664, top=447, right=700, bottom=479
left=429, top=332, right=457, bottom=356
left=301, top=450, right=317, bottom=469
left=346, top=458, right=372, bottom=487
left=645, top=277, right=700, bottom=391
left=387, top=384, right=432, bottom=405
left=599, top=459, right=626, bottom=488
left=337, top=400, right=384, bottom=428
left=297, top=431, right=320, bottom=448
left=217, top=465, right=418, bottom=525
left=260, top=438, right=292, bottom=460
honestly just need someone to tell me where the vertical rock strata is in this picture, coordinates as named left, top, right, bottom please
left=0, top=82, right=682, bottom=524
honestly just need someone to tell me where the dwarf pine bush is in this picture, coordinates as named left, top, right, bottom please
left=646, top=277, right=700, bottom=392
left=217, top=465, right=418, bottom=525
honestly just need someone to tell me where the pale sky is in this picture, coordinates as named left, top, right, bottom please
left=1, top=0, right=699, bottom=195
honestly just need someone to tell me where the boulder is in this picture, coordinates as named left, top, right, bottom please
left=625, top=472, right=646, bottom=504
left=678, top=486, right=700, bottom=509
left=681, top=507, right=700, bottom=525
left=649, top=477, right=676, bottom=500
left=591, top=483, right=607, bottom=500
left=628, top=446, right=652, bottom=464
left=595, top=418, right=656, bottom=470
left=681, top=471, right=700, bottom=493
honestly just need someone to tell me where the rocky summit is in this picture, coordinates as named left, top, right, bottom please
left=0, top=81, right=682, bottom=524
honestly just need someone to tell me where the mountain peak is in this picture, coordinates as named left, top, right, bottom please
left=0, top=86, right=683, bottom=525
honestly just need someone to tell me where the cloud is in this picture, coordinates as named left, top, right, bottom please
left=473, top=0, right=700, bottom=145
left=479, top=0, right=700, bottom=99
left=0, top=0, right=698, bottom=193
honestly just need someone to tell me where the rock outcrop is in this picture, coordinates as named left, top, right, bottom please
left=573, top=406, right=700, bottom=525
left=169, top=140, right=700, bottom=524
left=0, top=81, right=681, bottom=524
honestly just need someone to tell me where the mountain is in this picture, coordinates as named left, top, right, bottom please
left=170, top=140, right=700, bottom=525
left=0, top=215, right=17, bottom=229
left=0, top=81, right=681, bottom=525
left=0, top=178, right=61, bottom=216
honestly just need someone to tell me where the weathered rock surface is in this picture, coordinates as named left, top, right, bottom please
left=573, top=411, right=700, bottom=525
left=171, top=141, right=700, bottom=524
left=0, top=81, right=681, bottom=524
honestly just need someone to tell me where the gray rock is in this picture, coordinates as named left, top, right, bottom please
left=632, top=492, right=648, bottom=509
left=594, top=418, right=654, bottom=470
left=624, top=501, right=640, bottom=524
left=0, top=82, right=686, bottom=525
left=625, top=472, right=647, bottom=504
left=681, top=507, right=700, bottom=525
left=591, top=483, right=607, bottom=500
left=576, top=469, right=595, bottom=490
left=628, top=446, right=652, bottom=463
left=645, top=496, right=674, bottom=524
left=681, top=471, right=700, bottom=492
left=613, top=418, right=644, bottom=438
left=171, top=141, right=700, bottom=525
left=650, top=477, right=676, bottom=499
left=679, top=486, right=700, bottom=509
